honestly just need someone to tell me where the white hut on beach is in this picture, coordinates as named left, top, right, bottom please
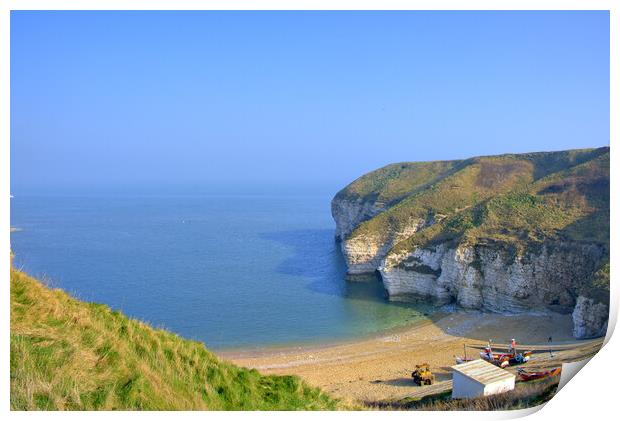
left=451, top=359, right=515, bottom=399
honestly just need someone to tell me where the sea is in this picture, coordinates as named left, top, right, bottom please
left=10, top=189, right=431, bottom=350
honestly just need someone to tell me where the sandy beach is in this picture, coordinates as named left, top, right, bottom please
left=217, top=311, right=604, bottom=404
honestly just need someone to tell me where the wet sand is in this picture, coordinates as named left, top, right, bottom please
left=217, top=311, right=603, bottom=404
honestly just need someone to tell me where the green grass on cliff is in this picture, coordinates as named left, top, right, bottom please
left=349, top=155, right=536, bottom=243
left=10, top=269, right=340, bottom=410
left=341, top=147, right=609, bottom=250
left=390, top=148, right=609, bottom=251
left=334, top=160, right=459, bottom=206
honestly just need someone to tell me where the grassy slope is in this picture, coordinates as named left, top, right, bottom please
left=350, top=156, right=536, bottom=243
left=334, top=160, right=459, bottom=206
left=10, top=269, right=340, bottom=410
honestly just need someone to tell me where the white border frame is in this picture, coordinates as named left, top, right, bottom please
left=2, top=2, right=616, bottom=420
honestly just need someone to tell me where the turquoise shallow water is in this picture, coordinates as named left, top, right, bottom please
left=10, top=194, right=431, bottom=349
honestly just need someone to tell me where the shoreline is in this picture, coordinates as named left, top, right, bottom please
left=217, top=311, right=603, bottom=403
left=214, top=312, right=444, bottom=358
left=216, top=308, right=591, bottom=359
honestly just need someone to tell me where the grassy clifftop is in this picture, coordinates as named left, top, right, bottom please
left=10, top=269, right=340, bottom=410
left=342, top=147, right=608, bottom=245
left=389, top=148, right=610, bottom=250
left=337, top=147, right=608, bottom=248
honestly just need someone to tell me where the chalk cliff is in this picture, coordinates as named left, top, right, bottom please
left=332, top=148, right=610, bottom=338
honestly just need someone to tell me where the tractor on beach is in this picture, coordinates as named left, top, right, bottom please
left=411, top=363, right=435, bottom=386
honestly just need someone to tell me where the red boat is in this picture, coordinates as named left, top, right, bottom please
left=517, top=367, right=562, bottom=382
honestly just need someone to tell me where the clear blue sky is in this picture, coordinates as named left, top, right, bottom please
left=11, top=11, right=609, bottom=195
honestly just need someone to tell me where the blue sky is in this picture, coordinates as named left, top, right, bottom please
left=11, top=11, right=609, bottom=195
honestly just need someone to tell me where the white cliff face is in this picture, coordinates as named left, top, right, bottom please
left=341, top=217, right=426, bottom=275
left=377, top=245, right=452, bottom=303
left=380, top=241, right=604, bottom=316
left=572, top=296, right=608, bottom=339
left=331, top=193, right=431, bottom=274
left=331, top=196, right=385, bottom=242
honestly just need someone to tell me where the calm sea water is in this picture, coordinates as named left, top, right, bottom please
left=10, top=194, right=430, bottom=349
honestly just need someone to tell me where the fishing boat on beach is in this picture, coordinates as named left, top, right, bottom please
left=480, top=339, right=531, bottom=368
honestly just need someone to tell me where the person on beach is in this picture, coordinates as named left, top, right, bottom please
left=548, top=336, right=554, bottom=357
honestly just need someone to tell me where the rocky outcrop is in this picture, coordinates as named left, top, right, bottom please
left=572, top=296, right=609, bottom=339
left=379, top=241, right=605, bottom=314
